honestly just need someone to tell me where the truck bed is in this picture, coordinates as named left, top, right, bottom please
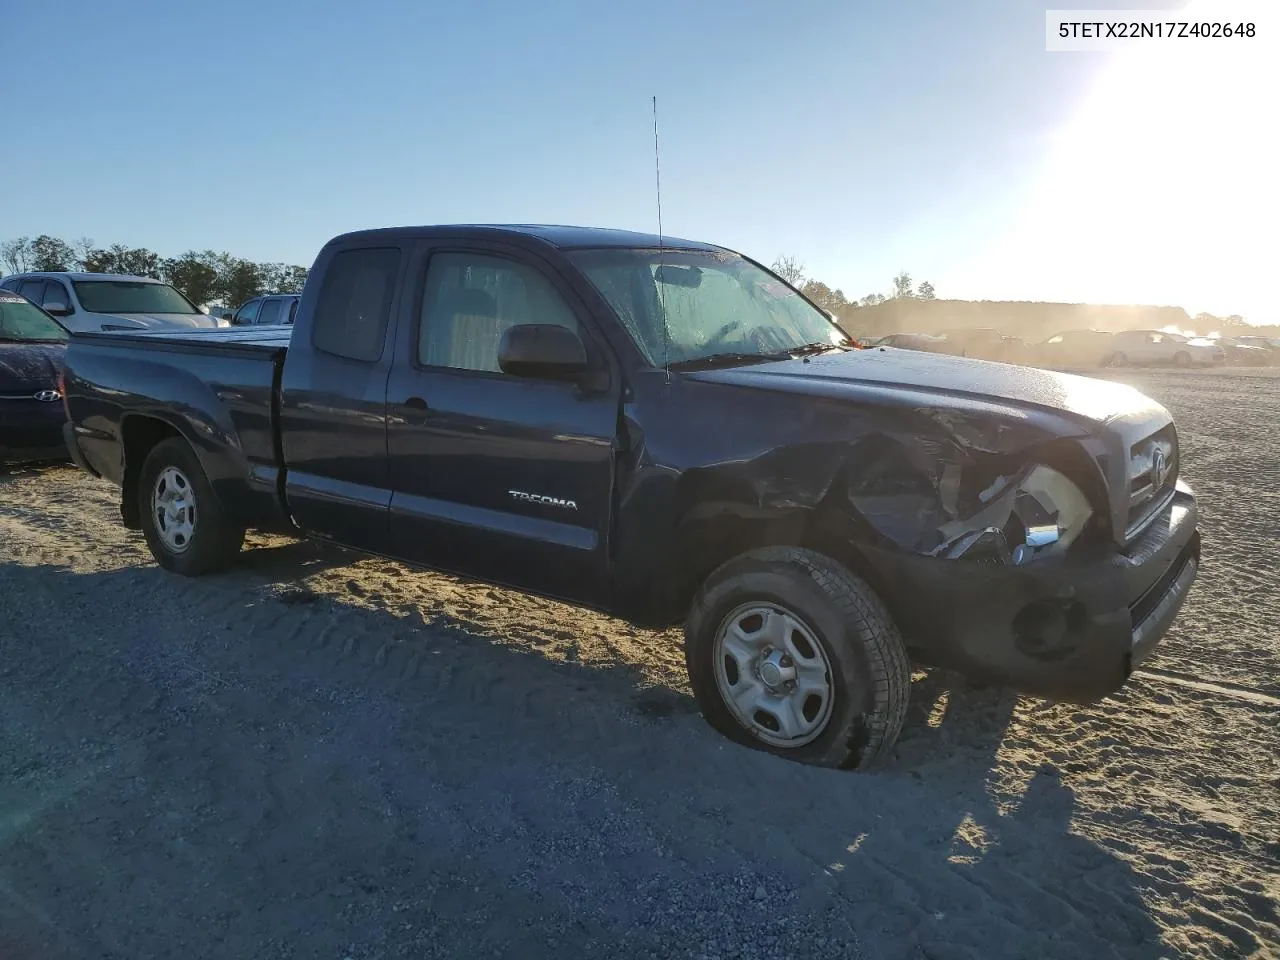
left=64, top=324, right=293, bottom=532
left=72, top=325, right=293, bottom=355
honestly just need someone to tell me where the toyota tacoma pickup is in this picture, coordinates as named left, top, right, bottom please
left=60, top=225, right=1201, bottom=769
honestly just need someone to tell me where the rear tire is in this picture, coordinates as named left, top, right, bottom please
left=138, top=437, right=244, bottom=576
left=1106, top=351, right=1128, bottom=368
left=1174, top=351, right=1192, bottom=367
left=684, top=547, right=911, bottom=770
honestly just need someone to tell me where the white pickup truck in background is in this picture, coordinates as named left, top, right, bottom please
left=0, top=271, right=226, bottom=333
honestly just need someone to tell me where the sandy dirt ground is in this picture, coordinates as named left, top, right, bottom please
left=0, top=369, right=1276, bottom=959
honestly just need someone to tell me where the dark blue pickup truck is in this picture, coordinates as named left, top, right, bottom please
left=61, top=225, right=1201, bottom=768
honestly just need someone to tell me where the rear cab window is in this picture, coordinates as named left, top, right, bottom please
left=311, top=247, right=401, bottom=362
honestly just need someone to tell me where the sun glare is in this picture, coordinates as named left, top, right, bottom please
left=975, top=0, right=1277, bottom=321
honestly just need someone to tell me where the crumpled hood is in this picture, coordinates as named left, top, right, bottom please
left=91, top=312, right=218, bottom=331
left=0, top=342, right=66, bottom=393
left=690, top=347, right=1168, bottom=431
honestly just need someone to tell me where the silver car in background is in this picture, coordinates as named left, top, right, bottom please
left=1104, top=329, right=1225, bottom=368
left=0, top=272, right=226, bottom=334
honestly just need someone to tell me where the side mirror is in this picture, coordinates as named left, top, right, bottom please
left=498, top=324, right=588, bottom=380
left=44, top=301, right=72, bottom=317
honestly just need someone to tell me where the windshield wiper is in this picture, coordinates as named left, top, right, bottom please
left=668, top=350, right=794, bottom=371
left=789, top=341, right=852, bottom=357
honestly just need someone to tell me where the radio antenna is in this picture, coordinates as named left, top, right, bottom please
left=653, top=95, right=670, bottom=381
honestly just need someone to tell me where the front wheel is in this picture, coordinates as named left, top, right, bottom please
left=138, top=437, right=244, bottom=576
left=684, top=547, right=911, bottom=770
left=1174, top=351, right=1192, bottom=367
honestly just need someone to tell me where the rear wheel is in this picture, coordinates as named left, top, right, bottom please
left=1174, top=351, right=1192, bottom=367
left=138, top=437, right=244, bottom=575
left=1106, top=351, right=1128, bottom=367
left=685, top=547, right=911, bottom=770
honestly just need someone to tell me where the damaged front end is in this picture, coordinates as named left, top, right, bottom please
left=930, top=462, right=1096, bottom=566
left=836, top=419, right=1111, bottom=570
left=819, top=412, right=1198, bottom=702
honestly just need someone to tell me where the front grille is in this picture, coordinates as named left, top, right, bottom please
left=1125, top=425, right=1178, bottom=539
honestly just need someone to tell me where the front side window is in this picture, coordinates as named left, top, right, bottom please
left=18, top=279, right=46, bottom=303
left=570, top=248, right=845, bottom=367
left=40, top=280, right=70, bottom=307
left=73, top=280, right=196, bottom=314
left=0, top=296, right=69, bottom=342
left=312, top=247, right=400, bottom=362
left=418, top=252, right=578, bottom=373
left=235, top=299, right=261, bottom=324
left=257, top=298, right=284, bottom=325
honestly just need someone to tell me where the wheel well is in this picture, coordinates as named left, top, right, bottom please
left=663, top=507, right=893, bottom=626
left=120, top=416, right=181, bottom=529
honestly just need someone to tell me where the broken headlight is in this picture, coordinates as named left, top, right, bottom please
left=934, top=464, right=1094, bottom=566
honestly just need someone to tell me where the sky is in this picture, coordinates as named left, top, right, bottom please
left=2, top=0, right=1275, bottom=322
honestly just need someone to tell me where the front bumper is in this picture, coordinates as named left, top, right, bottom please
left=871, top=488, right=1200, bottom=702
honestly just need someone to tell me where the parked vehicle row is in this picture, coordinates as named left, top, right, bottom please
left=860, top=325, right=1274, bottom=369
left=58, top=223, right=1201, bottom=769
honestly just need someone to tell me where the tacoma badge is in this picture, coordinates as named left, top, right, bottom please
left=509, top=489, right=579, bottom=510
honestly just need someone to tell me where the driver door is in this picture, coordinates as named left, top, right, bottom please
left=384, top=242, right=622, bottom=606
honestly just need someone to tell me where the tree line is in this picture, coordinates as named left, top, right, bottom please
left=0, top=235, right=308, bottom=310
left=771, top=255, right=1269, bottom=335
left=770, top=255, right=936, bottom=316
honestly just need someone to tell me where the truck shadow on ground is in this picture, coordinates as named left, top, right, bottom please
left=0, top=551, right=1166, bottom=959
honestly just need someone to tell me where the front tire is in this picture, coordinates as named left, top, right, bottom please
left=685, top=547, right=911, bottom=770
left=1105, top=351, right=1128, bottom=368
left=138, top=437, right=244, bottom=576
left=1174, top=351, right=1192, bottom=367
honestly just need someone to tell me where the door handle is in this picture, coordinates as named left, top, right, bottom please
left=404, top=396, right=428, bottom=411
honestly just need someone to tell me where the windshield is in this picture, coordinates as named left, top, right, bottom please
left=0, top=297, right=69, bottom=342
left=570, top=248, right=847, bottom=366
left=73, top=280, right=198, bottom=315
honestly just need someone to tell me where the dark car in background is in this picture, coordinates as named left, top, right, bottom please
left=1218, top=336, right=1277, bottom=366
left=1034, top=329, right=1116, bottom=369
left=0, top=291, right=68, bottom=465
left=938, top=327, right=1032, bottom=364
left=231, top=293, right=300, bottom=326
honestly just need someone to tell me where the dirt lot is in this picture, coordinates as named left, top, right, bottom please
left=1, top=369, right=1277, bottom=960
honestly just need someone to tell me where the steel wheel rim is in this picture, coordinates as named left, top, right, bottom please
left=712, top=602, right=835, bottom=748
left=152, top=465, right=197, bottom=553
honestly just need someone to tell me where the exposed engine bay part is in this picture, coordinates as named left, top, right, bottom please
left=929, top=464, right=1094, bottom=565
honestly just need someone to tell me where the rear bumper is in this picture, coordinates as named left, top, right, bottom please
left=874, top=487, right=1200, bottom=702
